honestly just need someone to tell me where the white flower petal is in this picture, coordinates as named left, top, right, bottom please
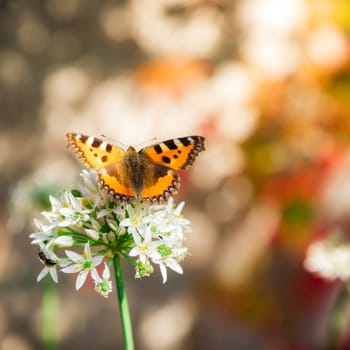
left=139, top=254, right=147, bottom=264
left=41, top=211, right=56, bottom=222
left=97, top=209, right=110, bottom=218
left=92, top=255, right=104, bottom=266
left=132, top=232, right=142, bottom=245
left=57, top=219, right=75, bottom=227
left=49, top=267, right=59, bottom=283
left=168, top=261, right=183, bottom=274
left=53, top=236, right=74, bottom=247
left=33, top=218, right=43, bottom=229
left=148, top=251, right=162, bottom=260
left=90, top=268, right=100, bottom=282
left=65, top=250, right=83, bottom=262
left=102, top=263, right=110, bottom=279
left=85, top=229, right=99, bottom=240
left=129, top=247, right=140, bottom=257
left=58, top=259, right=71, bottom=268
left=106, top=218, right=118, bottom=231
left=174, top=201, right=185, bottom=215
left=30, top=233, right=51, bottom=245
left=49, top=195, right=61, bottom=208
left=76, top=271, right=88, bottom=290
left=159, top=263, right=168, bottom=284
left=84, top=242, right=91, bottom=257
left=61, top=264, right=79, bottom=274
left=37, top=267, right=49, bottom=282
left=120, top=218, right=131, bottom=227
left=60, top=208, right=74, bottom=217
left=144, top=228, right=152, bottom=241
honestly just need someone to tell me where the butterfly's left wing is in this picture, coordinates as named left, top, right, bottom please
left=67, top=133, right=137, bottom=202
left=66, top=133, right=125, bottom=169
left=141, top=136, right=205, bottom=170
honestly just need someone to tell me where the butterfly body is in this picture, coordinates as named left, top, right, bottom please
left=66, top=133, right=205, bottom=204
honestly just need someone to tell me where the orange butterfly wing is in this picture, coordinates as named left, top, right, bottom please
left=139, top=136, right=205, bottom=203
left=66, top=133, right=136, bottom=201
left=66, top=133, right=125, bottom=169
left=141, top=136, right=205, bottom=170
left=141, top=169, right=180, bottom=204
left=98, top=163, right=137, bottom=202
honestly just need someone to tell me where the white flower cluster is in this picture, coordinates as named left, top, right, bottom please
left=304, top=233, right=350, bottom=282
left=30, top=170, right=191, bottom=297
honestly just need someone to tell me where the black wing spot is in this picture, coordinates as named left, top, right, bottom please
left=164, top=139, right=178, bottom=150
left=101, top=155, right=108, bottom=162
left=106, top=144, right=112, bottom=153
left=92, top=138, right=103, bottom=147
left=179, top=137, right=191, bottom=146
left=162, top=156, right=171, bottom=164
left=79, top=135, right=88, bottom=143
left=154, top=144, right=162, bottom=154
left=173, top=155, right=178, bottom=159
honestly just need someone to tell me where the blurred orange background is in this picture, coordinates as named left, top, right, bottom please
left=2, top=0, right=350, bottom=349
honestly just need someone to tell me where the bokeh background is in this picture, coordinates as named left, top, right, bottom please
left=2, top=0, right=350, bottom=349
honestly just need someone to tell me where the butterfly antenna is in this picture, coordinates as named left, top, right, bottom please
left=100, top=134, right=128, bottom=149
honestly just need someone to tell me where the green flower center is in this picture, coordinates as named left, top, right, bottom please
left=83, top=260, right=92, bottom=270
left=157, top=244, right=172, bottom=257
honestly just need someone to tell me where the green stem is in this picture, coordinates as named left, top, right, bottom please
left=323, top=284, right=350, bottom=350
left=119, top=251, right=138, bottom=266
left=113, top=254, right=135, bottom=350
left=42, top=278, right=59, bottom=350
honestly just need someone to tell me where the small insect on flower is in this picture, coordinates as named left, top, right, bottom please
left=36, top=246, right=65, bottom=283
left=38, top=250, right=57, bottom=267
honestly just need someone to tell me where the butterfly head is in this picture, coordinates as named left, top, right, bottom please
left=127, top=146, right=137, bottom=152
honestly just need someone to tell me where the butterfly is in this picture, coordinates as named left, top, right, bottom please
left=66, top=133, right=205, bottom=204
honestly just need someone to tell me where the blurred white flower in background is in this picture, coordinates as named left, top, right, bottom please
left=304, top=232, right=350, bottom=281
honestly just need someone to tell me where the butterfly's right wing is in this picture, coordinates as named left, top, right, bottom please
left=141, top=136, right=205, bottom=170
